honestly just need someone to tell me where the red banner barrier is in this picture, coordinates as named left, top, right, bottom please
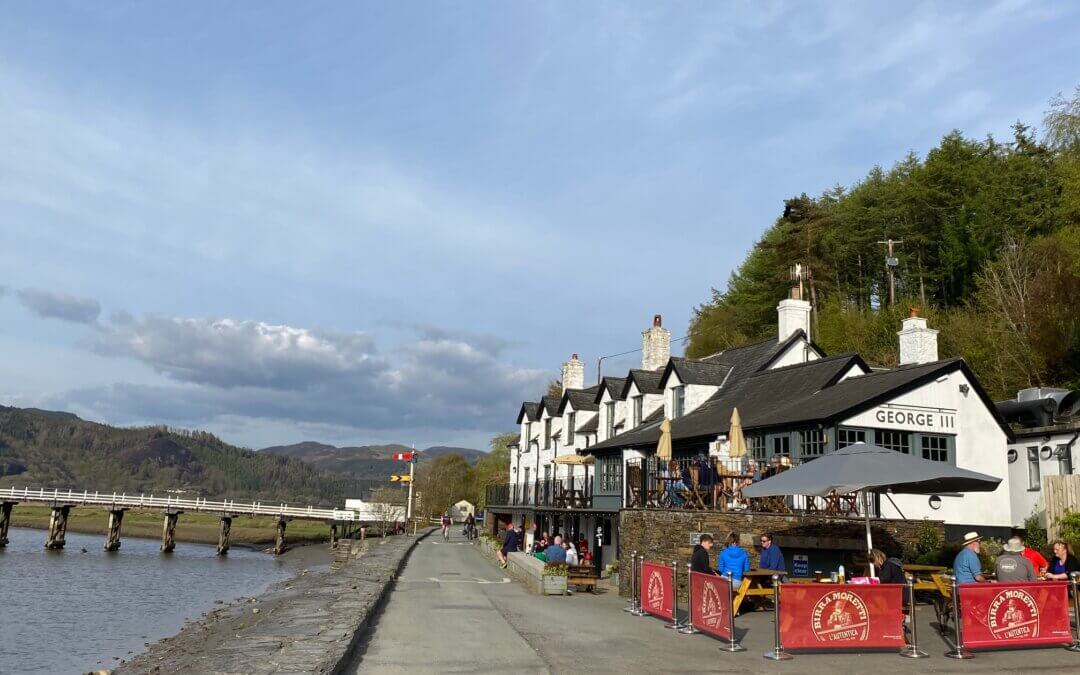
left=779, top=583, right=905, bottom=650
left=640, top=561, right=674, bottom=620
left=690, top=571, right=732, bottom=641
left=958, top=581, right=1073, bottom=649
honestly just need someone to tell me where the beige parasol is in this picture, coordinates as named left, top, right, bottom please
left=656, top=418, right=673, bottom=461
left=728, top=408, right=747, bottom=459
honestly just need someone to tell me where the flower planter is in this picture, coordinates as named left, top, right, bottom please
left=542, top=574, right=568, bottom=596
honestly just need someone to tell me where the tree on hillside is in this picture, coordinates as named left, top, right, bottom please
left=474, top=432, right=514, bottom=508
left=414, top=453, right=474, bottom=519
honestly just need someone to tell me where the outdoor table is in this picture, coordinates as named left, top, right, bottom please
left=732, top=568, right=787, bottom=614
left=902, top=563, right=946, bottom=591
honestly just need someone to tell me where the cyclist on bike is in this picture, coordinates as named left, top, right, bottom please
left=464, top=512, right=476, bottom=542
left=441, top=512, right=452, bottom=540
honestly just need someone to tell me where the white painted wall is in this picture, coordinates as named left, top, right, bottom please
left=597, top=388, right=627, bottom=444
left=843, top=370, right=1011, bottom=527
left=1007, top=431, right=1079, bottom=528
left=767, top=335, right=820, bottom=369
left=624, top=381, right=664, bottom=430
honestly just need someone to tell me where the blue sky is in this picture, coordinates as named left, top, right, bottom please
left=1, top=1, right=1077, bottom=451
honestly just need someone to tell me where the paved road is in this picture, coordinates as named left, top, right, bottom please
left=350, top=531, right=1080, bottom=674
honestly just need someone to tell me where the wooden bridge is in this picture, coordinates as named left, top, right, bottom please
left=0, top=487, right=361, bottom=555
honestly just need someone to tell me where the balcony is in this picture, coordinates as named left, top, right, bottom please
left=485, top=476, right=593, bottom=509
left=623, top=456, right=879, bottom=517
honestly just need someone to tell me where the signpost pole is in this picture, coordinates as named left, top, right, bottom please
left=763, top=575, right=792, bottom=661
left=944, top=575, right=973, bottom=659
left=679, top=564, right=698, bottom=634
left=1067, top=572, right=1080, bottom=652
left=623, top=550, right=638, bottom=612
left=719, top=570, right=746, bottom=652
left=665, top=560, right=682, bottom=629
left=899, top=574, right=928, bottom=658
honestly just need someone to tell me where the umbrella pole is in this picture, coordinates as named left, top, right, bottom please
left=862, top=490, right=875, bottom=577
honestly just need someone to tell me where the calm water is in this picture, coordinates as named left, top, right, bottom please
left=0, top=527, right=296, bottom=674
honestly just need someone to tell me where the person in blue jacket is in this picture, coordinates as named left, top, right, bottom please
left=717, top=531, right=750, bottom=583
left=758, top=532, right=786, bottom=572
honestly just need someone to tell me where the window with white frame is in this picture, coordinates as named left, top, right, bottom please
left=875, top=429, right=910, bottom=454
left=920, top=434, right=949, bottom=463
left=1028, top=446, right=1041, bottom=490
left=799, top=429, right=826, bottom=458
left=632, top=395, right=643, bottom=427
left=749, top=435, right=766, bottom=461
left=524, top=422, right=532, bottom=452
left=837, top=427, right=866, bottom=449
left=605, top=401, right=615, bottom=438
left=566, top=412, right=576, bottom=445
left=1059, top=445, right=1073, bottom=476
left=672, top=386, right=686, bottom=418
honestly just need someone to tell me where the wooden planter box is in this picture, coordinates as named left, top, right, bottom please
left=542, top=574, right=568, bottom=596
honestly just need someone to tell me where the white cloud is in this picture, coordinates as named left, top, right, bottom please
left=16, top=288, right=101, bottom=324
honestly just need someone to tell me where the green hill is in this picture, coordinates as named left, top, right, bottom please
left=0, top=406, right=364, bottom=506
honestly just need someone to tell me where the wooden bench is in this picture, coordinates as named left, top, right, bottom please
left=567, top=564, right=599, bottom=593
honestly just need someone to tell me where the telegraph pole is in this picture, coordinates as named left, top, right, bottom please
left=876, top=238, right=903, bottom=306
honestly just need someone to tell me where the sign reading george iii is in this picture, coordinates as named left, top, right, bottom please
left=844, top=403, right=956, bottom=433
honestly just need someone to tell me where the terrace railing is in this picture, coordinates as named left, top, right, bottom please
left=484, top=476, right=593, bottom=509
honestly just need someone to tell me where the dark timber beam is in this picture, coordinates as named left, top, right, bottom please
left=0, top=502, right=14, bottom=547
left=45, top=505, right=71, bottom=550
left=274, top=516, right=288, bottom=556
left=104, top=509, right=125, bottom=552
left=329, top=522, right=338, bottom=550
left=160, top=510, right=180, bottom=553
left=217, top=516, right=232, bottom=556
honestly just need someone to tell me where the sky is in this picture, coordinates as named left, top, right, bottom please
left=1, top=1, right=1078, bottom=452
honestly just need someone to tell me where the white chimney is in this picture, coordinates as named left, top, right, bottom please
left=777, top=286, right=811, bottom=343
left=641, top=314, right=671, bottom=371
left=898, top=308, right=938, bottom=365
left=562, top=353, right=585, bottom=392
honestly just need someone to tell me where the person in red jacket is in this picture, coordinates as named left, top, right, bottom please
left=1022, top=544, right=1049, bottom=576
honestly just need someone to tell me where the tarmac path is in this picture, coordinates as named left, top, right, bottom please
left=349, top=530, right=1080, bottom=674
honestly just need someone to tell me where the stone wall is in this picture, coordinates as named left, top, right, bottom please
left=618, top=510, right=943, bottom=602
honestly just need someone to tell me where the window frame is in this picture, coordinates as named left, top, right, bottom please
left=566, top=412, right=576, bottom=445
left=605, top=401, right=615, bottom=438
left=837, top=427, right=867, bottom=449
left=875, top=428, right=911, bottom=455
left=920, top=434, right=949, bottom=463
left=672, top=386, right=686, bottom=418
left=799, top=429, right=827, bottom=459
left=1028, top=446, right=1041, bottom=491
left=632, top=395, right=643, bottom=427
left=544, top=418, right=552, bottom=450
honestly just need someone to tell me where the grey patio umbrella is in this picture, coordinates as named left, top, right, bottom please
left=741, top=443, right=1001, bottom=575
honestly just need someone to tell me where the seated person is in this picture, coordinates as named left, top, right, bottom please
left=1046, top=540, right=1080, bottom=580
left=1021, top=541, right=1049, bottom=576
left=691, top=533, right=716, bottom=574
left=544, top=535, right=567, bottom=564
left=717, top=531, right=750, bottom=583
left=995, top=537, right=1038, bottom=582
left=758, top=532, right=785, bottom=572
left=953, top=532, right=986, bottom=583
left=665, top=459, right=686, bottom=506
left=564, top=541, right=578, bottom=566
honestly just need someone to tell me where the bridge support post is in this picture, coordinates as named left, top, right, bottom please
left=329, top=523, right=338, bottom=550
left=45, top=505, right=71, bottom=550
left=160, top=511, right=180, bottom=553
left=217, top=516, right=232, bottom=555
left=104, top=509, right=125, bottom=552
left=0, top=502, right=14, bottom=547
left=274, top=517, right=287, bottom=555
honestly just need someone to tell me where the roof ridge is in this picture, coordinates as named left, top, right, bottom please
left=839, top=357, right=962, bottom=380
left=745, top=352, right=860, bottom=378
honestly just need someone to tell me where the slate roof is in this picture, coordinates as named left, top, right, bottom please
left=594, top=377, right=628, bottom=403
left=538, top=395, right=561, bottom=417
left=558, top=385, right=602, bottom=415
left=578, top=416, right=599, bottom=433
left=516, top=402, right=540, bottom=424
left=620, top=369, right=665, bottom=398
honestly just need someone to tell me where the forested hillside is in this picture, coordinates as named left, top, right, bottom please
left=688, top=87, right=1080, bottom=399
left=0, top=406, right=364, bottom=506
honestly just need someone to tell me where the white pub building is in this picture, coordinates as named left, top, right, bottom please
left=489, top=287, right=1073, bottom=567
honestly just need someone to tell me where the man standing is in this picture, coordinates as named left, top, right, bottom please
left=996, top=537, right=1038, bottom=582
left=953, top=531, right=986, bottom=583
left=758, top=532, right=785, bottom=572
left=691, top=534, right=715, bottom=574
left=497, top=521, right=519, bottom=569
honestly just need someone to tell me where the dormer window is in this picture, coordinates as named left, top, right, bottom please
left=566, top=412, right=576, bottom=445
left=605, top=401, right=615, bottom=438
left=632, top=395, right=643, bottom=427
left=672, top=386, right=686, bottom=418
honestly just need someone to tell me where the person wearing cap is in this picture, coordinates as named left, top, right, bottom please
left=995, top=537, right=1038, bottom=582
left=953, top=531, right=986, bottom=584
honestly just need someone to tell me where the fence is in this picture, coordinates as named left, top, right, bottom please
left=485, top=476, right=593, bottom=509
left=1044, top=474, right=1080, bottom=541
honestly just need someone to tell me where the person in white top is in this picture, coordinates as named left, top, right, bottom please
left=564, top=541, right=578, bottom=566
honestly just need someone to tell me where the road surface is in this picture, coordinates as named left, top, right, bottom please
left=349, top=530, right=1080, bottom=673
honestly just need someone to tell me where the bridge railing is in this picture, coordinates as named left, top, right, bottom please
left=0, top=486, right=350, bottom=521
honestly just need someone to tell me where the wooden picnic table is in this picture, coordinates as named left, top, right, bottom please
left=902, top=564, right=947, bottom=591
left=731, top=569, right=786, bottom=614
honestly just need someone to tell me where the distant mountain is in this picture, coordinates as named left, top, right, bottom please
left=259, top=442, right=484, bottom=485
left=0, top=406, right=366, bottom=506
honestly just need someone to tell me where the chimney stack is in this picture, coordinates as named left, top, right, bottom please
left=562, top=353, right=585, bottom=392
left=642, top=314, right=671, bottom=371
left=898, top=307, right=938, bottom=365
left=777, top=287, right=811, bottom=343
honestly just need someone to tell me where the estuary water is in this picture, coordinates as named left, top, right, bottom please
left=0, top=527, right=296, bottom=674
